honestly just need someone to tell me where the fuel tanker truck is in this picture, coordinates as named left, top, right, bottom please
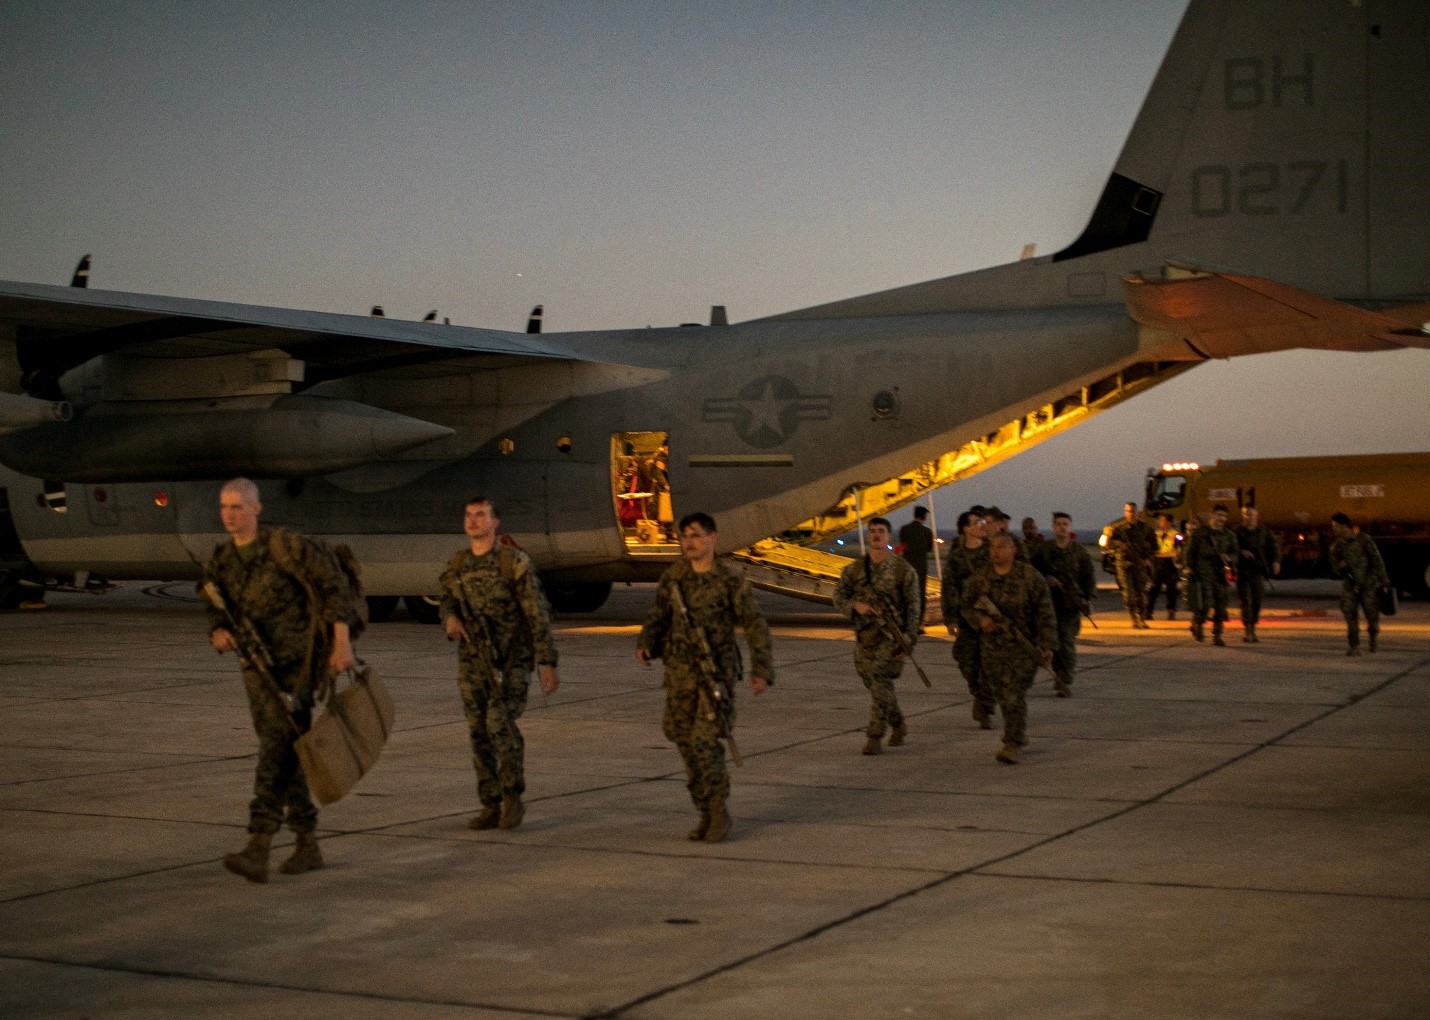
left=1140, top=453, right=1430, bottom=597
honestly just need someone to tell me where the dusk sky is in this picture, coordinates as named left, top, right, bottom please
left=2, top=1, right=1427, bottom=535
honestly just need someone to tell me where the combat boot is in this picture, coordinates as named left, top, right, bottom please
left=687, top=805, right=711, bottom=842
left=704, top=796, right=731, bottom=843
left=972, top=702, right=993, bottom=729
left=468, top=803, right=501, bottom=830
left=498, top=793, right=525, bottom=830
left=1213, top=632, right=1226, bottom=647
left=1167, top=610, right=1176, bottom=621
left=223, top=833, right=272, bottom=884
left=1053, top=678, right=1071, bottom=698
left=1242, top=625, right=1253, bottom=643
left=861, top=735, right=883, bottom=755
left=1192, top=620, right=1204, bottom=642
left=995, top=742, right=1021, bottom=764
left=887, top=724, right=906, bottom=747
left=278, top=832, right=324, bottom=875
left=1368, top=631, right=1378, bottom=653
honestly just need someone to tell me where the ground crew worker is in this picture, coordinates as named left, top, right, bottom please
left=637, top=512, right=772, bottom=842
left=898, top=506, right=935, bottom=629
left=942, top=509, right=993, bottom=729
left=1234, top=506, right=1281, bottom=643
left=1186, top=504, right=1238, bottom=645
left=1106, top=501, right=1155, bottom=628
left=203, top=477, right=355, bottom=883
left=440, top=497, right=560, bottom=831
left=834, top=517, right=920, bottom=756
left=1030, top=512, right=1095, bottom=697
left=1147, top=513, right=1183, bottom=620
left=1329, top=512, right=1390, bottom=655
left=962, top=533, right=1055, bottom=764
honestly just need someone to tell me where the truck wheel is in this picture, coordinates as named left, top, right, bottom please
left=544, top=581, right=613, bottom=613
left=403, top=595, right=442, bottom=624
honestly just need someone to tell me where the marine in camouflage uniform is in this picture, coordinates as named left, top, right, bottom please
left=941, top=510, right=993, bottom=727
left=961, top=533, right=1056, bottom=764
left=440, top=498, right=560, bottom=832
left=203, top=478, right=354, bottom=883
left=1330, top=513, right=1389, bottom=655
left=1234, top=507, right=1281, bottom=643
left=638, top=512, right=772, bottom=842
left=1029, top=513, right=1095, bottom=697
left=834, top=518, right=921, bottom=756
left=1186, top=505, right=1239, bottom=646
left=1106, top=502, right=1155, bottom=628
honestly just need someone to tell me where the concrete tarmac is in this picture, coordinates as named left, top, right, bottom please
left=1, top=581, right=1427, bottom=1018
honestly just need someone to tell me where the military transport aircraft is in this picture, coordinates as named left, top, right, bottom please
left=1, top=0, right=1428, bottom=616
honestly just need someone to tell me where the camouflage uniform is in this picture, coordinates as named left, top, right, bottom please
left=1106, top=517, right=1156, bottom=625
left=1234, top=523, right=1281, bottom=634
left=1330, top=532, right=1389, bottom=651
left=1187, top=525, right=1239, bottom=640
left=961, top=562, right=1056, bottom=747
left=637, top=559, right=773, bottom=810
left=203, top=529, right=349, bottom=837
left=834, top=555, right=920, bottom=739
left=941, top=541, right=992, bottom=719
left=439, top=545, right=559, bottom=810
left=1029, top=539, right=1095, bottom=691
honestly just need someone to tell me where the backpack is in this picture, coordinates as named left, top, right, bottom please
left=269, top=529, right=369, bottom=641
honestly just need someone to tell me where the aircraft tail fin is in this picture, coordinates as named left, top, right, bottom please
left=768, top=0, right=1429, bottom=321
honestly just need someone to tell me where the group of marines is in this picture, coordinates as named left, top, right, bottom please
left=1104, top=500, right=1390, bottom=654
left=202, top=480, right=1392, bottom=882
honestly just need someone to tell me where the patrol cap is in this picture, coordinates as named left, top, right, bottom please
left=986, top=505, right=1010, bottom=521
left=968, top=504, right=988, bottom=516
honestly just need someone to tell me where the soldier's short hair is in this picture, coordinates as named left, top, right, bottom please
left=465, top=496, right=499, bottom=517
left=1331, top=512, right=1351, bottom=526
left=913, top=506, right=928, bottom=520
left=220, top=477, right=260, bottom=504
left=679, top=511, right=716, bottom=534
left=867, top=516, right=892, bottom=532
left=1212, top=503, right=1229, bottom=513
left=1052, top=511, right=1071, bottom=522
left=957, top=510, right=976, bottom=533
left=1124, top=501, right=1137, bottom=511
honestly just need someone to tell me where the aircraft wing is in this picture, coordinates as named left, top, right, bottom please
left=0, top=279, right=589, bottom=397
left=1122, top=270, right=1430, bottom=359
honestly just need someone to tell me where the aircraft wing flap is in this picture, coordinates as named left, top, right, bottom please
left=1122, top=271, right=1430, bottom=358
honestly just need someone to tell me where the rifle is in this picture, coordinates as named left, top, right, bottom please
left=1049, top=566, right=1098, bottom=630
left=201, top=580, right=302, bottom=728
left=973, top=594, right=1048, bottom=671
left=449, top=584, right=519, bottom=732
left=668, top=582, right=742, bottom=767
left=870, top=598, right=932, bottom=688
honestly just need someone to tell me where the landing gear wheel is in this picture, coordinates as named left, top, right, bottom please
left=403, top=595, right=441, bottom=624
left=366, top=595, right=399, bottom=623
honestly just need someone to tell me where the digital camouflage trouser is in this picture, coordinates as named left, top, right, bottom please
left=1340, top=586, right=1381, bottom=649
left=1192, top=580, right=1230, bottom=635
left=1052, top=611, right=1081, bottom=687
left=953, top=627, right=993, bottom=718
left=1237, top=575, right=1267, bottom=628
left=663, top=668, right=732, bottom=808
left=1116, top=560, right=1151, bottom=622
left=982, top=653, right=1037, bottom=746
left=241, top=668, right=316, bottom=836
left=855, top=644, right=905, bottom=738
left=458, top=661, right=531, bottom=806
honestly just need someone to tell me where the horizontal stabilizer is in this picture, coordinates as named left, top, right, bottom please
left=1122, top=269, right=1430, bottom=359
